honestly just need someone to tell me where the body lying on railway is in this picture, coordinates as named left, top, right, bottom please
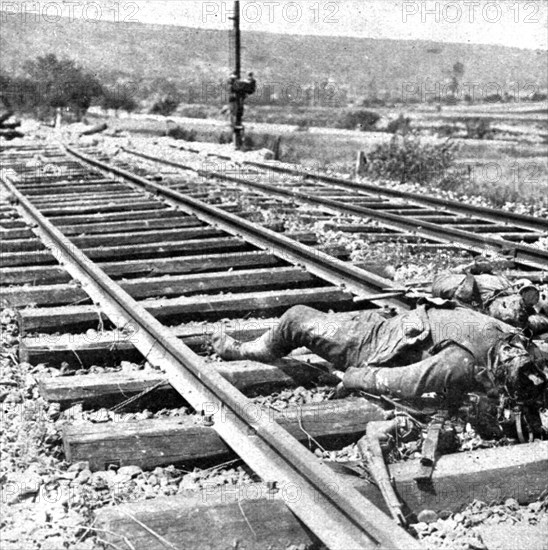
left=213, top=301, right=548, bottom=440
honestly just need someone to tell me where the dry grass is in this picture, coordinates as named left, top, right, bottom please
left=92, top=110, right=548, bottom=209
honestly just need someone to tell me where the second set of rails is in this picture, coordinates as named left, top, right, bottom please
left=1, top=139, right=547, bottom=549
left=116, top=142, right=548, bottom=271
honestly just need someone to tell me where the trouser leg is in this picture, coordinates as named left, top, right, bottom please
left=213, top=305, right=373, bottom=368
left=242, top=305, right=370, bottom=368
left=343, top=346, right=476, bottom=406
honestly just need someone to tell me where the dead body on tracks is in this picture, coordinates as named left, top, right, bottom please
left=213, top=303, right=547, bottom=440
left=212, top=264, right=548, bottom=523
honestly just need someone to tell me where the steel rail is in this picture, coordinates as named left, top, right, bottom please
left=122, top=146, right=548, bottom=271
left=1, top=155, right=421, bottom=550
left=242, top=159, right=548, bottom=233
left=164, top=143, right=548, bottom=232
left=64, top=144, right=410, bottom=309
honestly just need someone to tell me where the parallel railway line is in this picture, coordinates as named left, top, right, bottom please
left=118, top=144, right=548, bottom=271
left=2, top=140, right=547, bottom=549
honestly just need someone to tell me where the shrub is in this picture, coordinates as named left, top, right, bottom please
left=465, top=118, right=492, bottom=140
left=166, top=126, right=197, bottom=141
left=530, top=92, right=547, bottom=102
left=218, top=131, right=233, bottom=144
left=484, top=93, right=503, bottom=103
left=295, top=118, right=310, bottom=131
left=337, top=109, right=380, bottom=131
left=100, top=86, right=138, bottom=113
left=364, top=134, right=458, bottom=185
left=178, top=105, right=210, bottom=119
left=386, top=114, right=412, bottom=135
left=437, top=124, right=459, bottom=138
left=150, top=96, right=179, bottom=116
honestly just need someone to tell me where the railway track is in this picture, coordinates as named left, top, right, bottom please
left=1, top=142, right=422, bottom=549
left=116, top=143, right=548, bottom=272
left=2, top=141, right=547, bottom=550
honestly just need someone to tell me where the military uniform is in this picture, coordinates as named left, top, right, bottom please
left=431, top=270, right=548, bottom=336
left=216, top=304, right=515, bottom=403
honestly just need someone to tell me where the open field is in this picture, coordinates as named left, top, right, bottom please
left=86, top=102, right=548, bottom=208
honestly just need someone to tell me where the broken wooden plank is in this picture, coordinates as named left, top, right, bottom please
left=95, top=485, right=316, bottom=550
left=1, top=266, right=314, bottom=307
left=63, top=397, right=387, bottom=470
left=37, top=357, right=330, bottom=407
left=19, top=287, right=354, bottom=332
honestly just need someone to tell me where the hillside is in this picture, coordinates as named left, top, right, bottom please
left=1, top=15, right=546, bottom=103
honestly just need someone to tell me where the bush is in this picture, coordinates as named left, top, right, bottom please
left=484, top=93, right=503, bottom=103
left=364, top=134, right=458, bottom=185
left=100, top=86, right=138, bottom=113
left=529, top=92, right=547, bottom=102
left=337, top=109, right=380, bottom=131
left=178, top=105, right=210, bottom=119
left=465, top=118, right=492, bottom=140
left=386, top=114, right=411, bottom=135
left=166, top=126, right=197, bottom=141
left=437, top=124, right=459, bottom=138
left=150, top=96, right=179, bottom=116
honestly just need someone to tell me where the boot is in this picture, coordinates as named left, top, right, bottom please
left=211, top=331, right=278, bottom=362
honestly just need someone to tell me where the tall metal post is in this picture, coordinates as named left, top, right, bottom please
left=232, top=0, right=243, bottom=149
left=234, top=0, right=241, bottom=80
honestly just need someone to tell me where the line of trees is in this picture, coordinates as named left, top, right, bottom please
left=0, top=54, right=137, bottom=120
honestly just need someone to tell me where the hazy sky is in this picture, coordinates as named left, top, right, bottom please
left=6, top=1, right=548, bottom=49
